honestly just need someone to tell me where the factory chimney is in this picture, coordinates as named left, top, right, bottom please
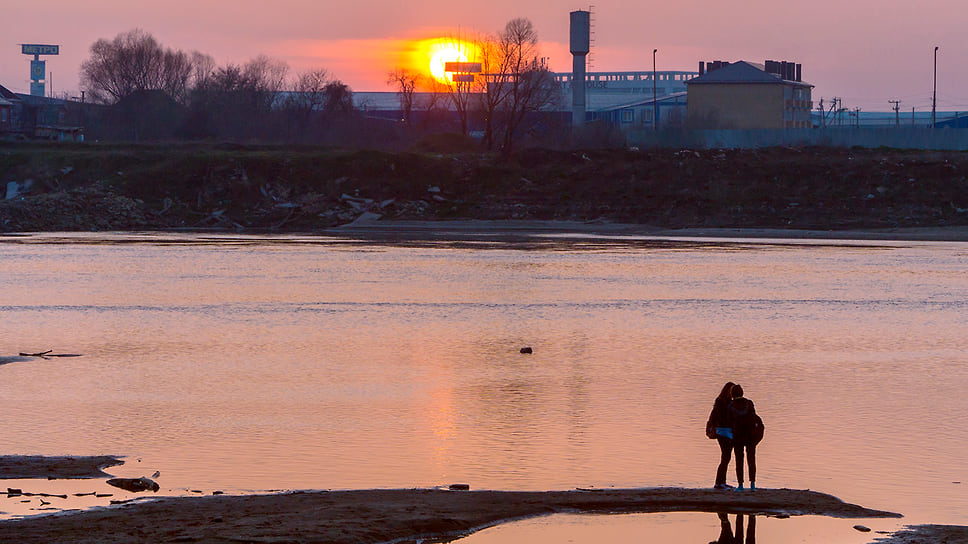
left=570, top=10, right=590, bottom=128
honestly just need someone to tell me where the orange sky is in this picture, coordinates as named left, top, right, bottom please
left=3, top=0, right=967, bottom=111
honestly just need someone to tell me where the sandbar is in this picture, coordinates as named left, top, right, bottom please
left=0, top=486, right=901, bottom=543
left=0, top=455, right=123, bottom=480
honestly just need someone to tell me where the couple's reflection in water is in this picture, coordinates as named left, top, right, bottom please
left=712, top=512, right=756, bottom=544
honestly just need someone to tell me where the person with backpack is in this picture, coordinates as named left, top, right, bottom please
left=707, top=381, right=736, bottom=489
left=727, top=383, right=762, bottom=490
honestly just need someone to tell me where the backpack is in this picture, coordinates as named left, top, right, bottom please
left=751, top=414, right=765, bottom=445
left=705, top=419, right=717, bottom=439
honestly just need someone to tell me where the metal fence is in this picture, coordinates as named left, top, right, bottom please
left=627, top=127, right=968, bottom=150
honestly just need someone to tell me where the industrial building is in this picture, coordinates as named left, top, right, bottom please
left=0, top=83, right=83, bottom=141
left=586, top=92, right=688, bottom=129
left=554, top=71, right=695, bottom=125
left=685, top=60, right=813, bottom=129
left=0, top=86, right=16, bottom=134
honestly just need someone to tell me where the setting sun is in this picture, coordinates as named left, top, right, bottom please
left=429, top=43, right=467, bottom=82
left=422, top=39, right=479, bottom=83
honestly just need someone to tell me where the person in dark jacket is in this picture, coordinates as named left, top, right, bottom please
left=708, top=381, right=735, bottom=489
left=728, top=383, right=757, bottom=490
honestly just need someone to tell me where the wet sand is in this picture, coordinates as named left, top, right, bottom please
left=0, top=456, right=123, bottom=480
left=0, top=455, right=921, bottom=543
left=0, top=486, right=902, bottom=544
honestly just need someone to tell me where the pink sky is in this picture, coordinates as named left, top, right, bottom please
left=3, top=0, right=966, bottom=112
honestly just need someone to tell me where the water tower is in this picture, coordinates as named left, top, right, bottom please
left=570, top=10, right=590, bottom=127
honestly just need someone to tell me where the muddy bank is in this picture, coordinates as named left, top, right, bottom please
left=2, top=144, right=968, bottom=233
left=0, top=487, right=900, bottom=544
left=0, top=456, right=123, bottom=479
left=873, top=524, right=968, bottom=543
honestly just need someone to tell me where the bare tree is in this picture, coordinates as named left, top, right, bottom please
left=80, top=29, right=198, bottom=104
left=494, top=18, right=561, bottom=155
left=290, top=68, right=330, bottom=115
left=475, top=33, right=512, bottom=150
left=438, top=40, right=478, bottom=136
left=322, top=80, right=354, bottom=115
left=190, top=51, right=217, bottom=89
left=184, top=56, right=290, bottom=140
left=243, top=55, right=290, bottom=111
left=386, top=68, right=421, bottom=126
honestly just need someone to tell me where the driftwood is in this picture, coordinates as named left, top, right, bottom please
left=19, top=350, right=82, bottom=359
left=106, top=477, right=159, bottom=493
left=19, top=350, right=52, bottom=357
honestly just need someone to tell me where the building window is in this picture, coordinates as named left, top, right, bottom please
left=621, top=109, right=634, bottom=123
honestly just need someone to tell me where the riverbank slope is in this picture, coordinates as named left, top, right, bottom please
left=3, top=144, right=968, bottom=233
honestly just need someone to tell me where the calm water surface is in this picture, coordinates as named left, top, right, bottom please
left=0, top=232, right=966, bottom=535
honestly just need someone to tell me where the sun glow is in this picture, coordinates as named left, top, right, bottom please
left=424, top=40, right=478, bottom=83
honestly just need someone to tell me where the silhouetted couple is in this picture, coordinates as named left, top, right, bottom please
left=707, top=382, right=762, bottom=490
left=712, top=512, right=756, bottom=544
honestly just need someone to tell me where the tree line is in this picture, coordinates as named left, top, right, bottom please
left=78, top=20, right=568, bottom=152
left=78, top=29, right=361, bottom=143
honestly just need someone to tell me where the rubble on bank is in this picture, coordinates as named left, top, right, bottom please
left=2, top=145, right=968, bottom=233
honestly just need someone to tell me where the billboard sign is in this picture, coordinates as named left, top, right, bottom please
left=31, top=60, right=46, bottom=80
left=30, top=81, right=46, bottom=97
left=451, top=74, right=476, bottom=83
left=444, top=62, right=482, bottom=73
left=22, top=44, right=60, bottom=56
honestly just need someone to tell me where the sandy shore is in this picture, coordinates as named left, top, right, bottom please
left=0, top=486, right=902, bottom=544
left=0, top=456, right=919, bottom=543
left=0, top=455, right=912, bottom=543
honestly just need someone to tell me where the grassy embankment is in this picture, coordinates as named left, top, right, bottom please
left=2, top=142, right=968, bottom=232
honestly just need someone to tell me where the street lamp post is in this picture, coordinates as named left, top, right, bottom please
left=932, top=46, right=939, bottom=128
left=653, top=48, right=658, bottom=131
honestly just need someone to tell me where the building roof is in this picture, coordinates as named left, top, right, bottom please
left=595, top=92, right=687, bottom=112
left=0, top=84, right=21, bottom=102
left=16, top=93, right=69, bottom=106
left=686, top=61, right=812, bottom=87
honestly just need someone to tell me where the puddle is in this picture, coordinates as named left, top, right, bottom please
left=452, top=512, right=904, bottom=544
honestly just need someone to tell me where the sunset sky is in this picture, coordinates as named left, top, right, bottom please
left=2, top=0, right=965, bottom=112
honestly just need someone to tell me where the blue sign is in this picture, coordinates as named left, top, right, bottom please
left=31, top=60, right=46, bottom=81
left=22, top=44, right=59, bottom=55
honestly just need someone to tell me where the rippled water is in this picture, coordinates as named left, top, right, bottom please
left=0, top=232, right=966, bottom=529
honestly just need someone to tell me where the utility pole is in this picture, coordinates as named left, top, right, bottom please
left=854, top=107, right=861, bottom=128
left=825, top=97, right=840, bottom=126
left=652, top=48, right=658, bottom=131
left=816, top=98, right=826, bottom=128
left=932, top=46, right=939, bottom=128
left=830, top=97, right=844, bottom=126
left=889, top=100, right=901, bottom=127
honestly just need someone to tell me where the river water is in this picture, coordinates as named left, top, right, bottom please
left=0, top=232, right=966, bottom=538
